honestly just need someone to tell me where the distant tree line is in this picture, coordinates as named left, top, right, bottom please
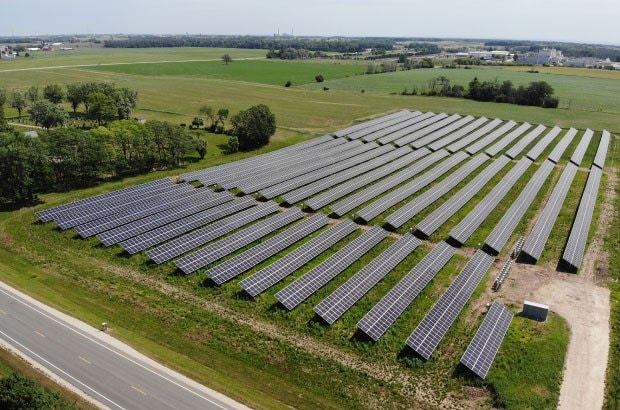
left=407, top=42, right=442, bottom=55
left=266, top=48, right=326, bottom=59
left=0, top=119, right=204, bottom=204
left=402, top=76, right=559, bottom=108
left=103, top=36, right=395, bottom=54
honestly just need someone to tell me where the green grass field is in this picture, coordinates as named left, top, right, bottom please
left=1, top=47, right=618, bottom=409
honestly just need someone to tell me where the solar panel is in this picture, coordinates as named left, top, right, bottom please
left=357, top=241, right=457, bottom=341
left=37, top=178, right=173, bottom=222
left=377, top=113, right=447, bottom=145
left=561, top=166, right=603, bottom=271
left=521, top=163, right=578, bottom=263
left=314, top=233, right=421, bottom=324
left=275, top=226, right=388, bottom=310
left=393, top=114, right=462, bottom=147
left=175, top=208, right=304, bottom=274
left=207, top=214, right=330, bottom=285
left=361, top=112, right=431, bottom=142
left=484, top=160, right=555, bottom=255
left=239, top=219, right=358, bottom=297
left=460, top=301, right=513, bottom=379
left=415, top=156, right=511, bottom=238
left=485, top=123, right=532, bottom=157
left=146, top=201, right=280, bottom=264
left=121, top=196, right=257, bottom=254
left=347, top=112, right=419, bottom=140
left=525, top=126, right=562, bottom=161
left=570, top=129, right=594, bottom=166
left=449, top=157, right=533, bottom=246
left=504, top=124, right=547, bottom=159
left=333, top=110, right=411, bottom=138
left=411, top=115, right=476, bottom=149
left=429, top=117, right=493, bottom=152
left=356, top=151, right=469, bottom=223
left=97, top=191, right=235, bottom=246
left=274, top=145, right=401, bottom=203
left=548, top=128, right=578, bottom=164
left=406, top=250, right=495, bottom=360
left=305, top=148, right=429, bottom=211
left=593, top=130, right=610, bottom=169
left=385, top=154, right=489, bottom=229
left=330, top=149, right=449, bottom=217
left=463, top=121, right=517, bottom=155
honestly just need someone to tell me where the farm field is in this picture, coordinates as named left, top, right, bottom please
left=0, top=48, right=619, bottom=409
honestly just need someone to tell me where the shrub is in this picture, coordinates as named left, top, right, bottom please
left=315, top=74, right=324, bottom=83
left=231, top=104, right=276, bottom=151
left=284, top=81, right=292, bottom=87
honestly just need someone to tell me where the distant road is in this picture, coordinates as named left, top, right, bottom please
left=0, top=280, right=248, bottom=410
left=0, top=57, right=265, bottom=73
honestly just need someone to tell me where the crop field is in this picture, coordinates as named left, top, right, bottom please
left=1, top=48, right=619, bottom=409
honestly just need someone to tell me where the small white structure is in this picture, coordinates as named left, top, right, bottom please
left=523, top=300, right=549, bottom=322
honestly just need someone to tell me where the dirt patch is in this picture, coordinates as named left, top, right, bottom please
left=0, top=231, right=15, bottom=247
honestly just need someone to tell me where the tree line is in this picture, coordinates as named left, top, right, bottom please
left=402, top=76, right=559, bottom=108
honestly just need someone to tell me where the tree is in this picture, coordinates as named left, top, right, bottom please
left=194, top=137, right=207, bottom=159
left=10, top=91, right=27, bottom=119
left=146, top=120, right=193, bottom=165
left=231, top=104, right=276, bottom=151
left=221, top=54, right=232, bottom=64
left=42, top=84, right=64, bottom=104
left=25, top=86, right=40, bottom=104
left=315, top=74, right=325, bottom=83
left=0, top=373, right=61, bottom=409
left=191, top=117, right=204, bottom=129
left=0, top=133, right=50, bottom=204
left=222, top=136, right=239, bottom=154
left=106, top=120, right=154, bottom=174
left=0, top=89, right=6, bottom=108
left=87, top=92, right=117, bottom=125
left=216, top=108, right=229, bottom=130
left=29, top=100, right=69, bottom=130
left=113, top=87, right=138, bottom=120
left=66, top=83, right=82, bottom=113
left=199, top=105, right=216, bottom=129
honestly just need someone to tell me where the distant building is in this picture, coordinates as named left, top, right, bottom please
left=519, top=48, right=564, bottom=65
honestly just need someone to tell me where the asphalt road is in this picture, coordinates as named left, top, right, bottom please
left=0, top=281, right=247, bottom=410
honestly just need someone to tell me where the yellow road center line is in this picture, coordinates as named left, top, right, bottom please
left=131, top=385, right=147, bottom=396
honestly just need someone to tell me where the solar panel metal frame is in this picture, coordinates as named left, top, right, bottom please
left=207, top=214, right=330, bottom=285
left=485, top=122, right=532, bottom=157
left=570, top=129, right=594, bottom=166
left=146, top=201, right=280, bottom=264
left=357, top=241, right=457, bottom=341
left=415, top=156, right=511, bottom=238
left=548, top=128, right=578, bottom=164
left=356, top=151, right=469, bottom=223
left=275, top=226, right=388, bottom=310
left=239, top=219, right=358, bottom=297
left=175, top=208, right=304, bottom=274
left=463, top=121, right=517, bottom=155
left=561, top=166, right=603, bottom=271
left=460, top=301, right=513, bottom=379
left=121, top=196, right=258, bottom=254
left=385, top=154, right=489, bottom=229
left=484, top=160, right=556, bottom=255
left=449, top=157, right=533, bottom=246
left=314, top=233, right=421, bottom=325
left=406, top=250, right=495, bottom=360
left=521, top=163, right=578, bottom=262
left=330, top=149, right=450, bottom=217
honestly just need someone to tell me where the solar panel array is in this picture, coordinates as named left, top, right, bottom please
left=463, top=121, right=517, bottom=155
left=377, top=113, right=447, bottom=145
left=449, top=157, right=532, bottom=246
left=333, top=110, right=410, bottom=138
left=525, top=126, right=562, bottom=161
left=275, top=226, right=388, bottom=310
left=346, top=112, right=419, bottom=140
left=570, top=129, right=594, bottom=166
left=485, top=123, right=532, bottom=157
left=504, top=124, right=546, bottom=159
left=416, top=156, right=511, bottom=238
left=385, top=154, right=489, bottom=229
left=411, top=115, right=475, bottom=149
left=548, top=128, right=578, bottom=164
left=406, top=250, right=495, bottom=359
left=357, top=242, right=457, bottom=341
left=521, top=163, right=579, bottom=263
left=484, top=160, right=555, bottom=255
left=357, top=151, right=469, bottom=223
left=593, top=130, right=610, bottom=169
left=175, top=208, right=304, bottom=274
left=207, top=214, right=330, bottom=285
left=432, top=117, right=496, bottom=152
left=460, top=301, right=513, bottom=379
left=361, top=112, right=435, bottom=143
left=239, top=219, right=358, bottom=297
left=314, top=233, right=421, bottom=324
left=393, top=114, right=462, bottom=147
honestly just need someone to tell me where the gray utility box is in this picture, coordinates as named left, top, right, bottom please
left=523, top=300, right=549, bottom=322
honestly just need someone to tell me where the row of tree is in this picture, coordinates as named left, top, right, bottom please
left=402, top=76, right=559, bottom=108
left=0, top=119, right=205, bottom=204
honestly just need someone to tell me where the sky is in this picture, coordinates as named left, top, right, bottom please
left=4, top=0, right=620, bottom=45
